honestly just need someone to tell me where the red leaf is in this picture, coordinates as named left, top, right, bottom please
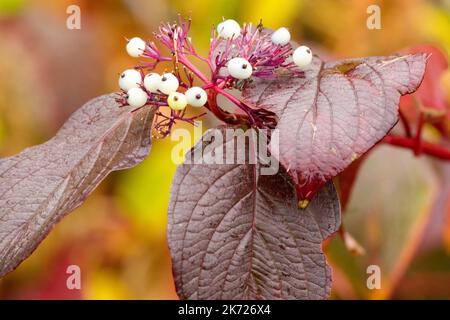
left=243, top=54, right=427, bottom=201
left=0, top=94, right=155, bottom=277
left=168, top=127, right=341, bottom=299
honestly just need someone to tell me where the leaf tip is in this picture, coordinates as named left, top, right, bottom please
left=298, top=199, right=310, bottom=209
left=351, top=152, right=360, bottom=162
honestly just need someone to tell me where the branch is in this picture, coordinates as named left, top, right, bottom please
left=382, top=135, right=450, bottom=160
left=205, top=90, right=251, bottom=127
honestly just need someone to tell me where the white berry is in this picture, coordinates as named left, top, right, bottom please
left=158, top=73, right=179, bottom=95
left=227, top=57, right=252, bottom=80
left=185, top=87, right=207, bottom=107
left=126, top=37, right=146, bottom=57
left=271, top=27, right=291, bottom=46
left=293, top=46, right=313, bottom=67
left=144, top=73, right=161, bottom=93
left=127, top=87, right=148, bottom=108
left=119, top=69, right=142, bottom=91
left=167, top=92, right=187, bottom=110
left=217, top=19, right=241, bottom=40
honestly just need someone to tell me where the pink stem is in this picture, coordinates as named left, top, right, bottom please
left=177, top=53, right=255, bottom=123
left=177, top=55, right=212, bottom=85
left=214, top=87, right=249, bottom=111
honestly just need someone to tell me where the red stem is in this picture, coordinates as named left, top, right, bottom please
left=414, top=113, right=424, bottom=155
left=214, top=87, right=244, bottom=108
left=177, top=55, right=212, bottom=85
left=383, top=135, right=450, bottom=160
left=177, top=53, right=255, bottom=125
left=205, top=91, right=251, bottom=127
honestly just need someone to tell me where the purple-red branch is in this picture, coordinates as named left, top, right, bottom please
left=383, top=134, right=450, bottom=160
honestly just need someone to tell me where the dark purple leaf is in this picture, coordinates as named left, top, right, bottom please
left=242, top=54, right=427, bottom=202
left=168, top=127, right=341, bottom=300
left=0, top=94, right=155, bottom=277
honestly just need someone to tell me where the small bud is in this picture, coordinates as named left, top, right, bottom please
left=298, top=199, right=310, bottom=209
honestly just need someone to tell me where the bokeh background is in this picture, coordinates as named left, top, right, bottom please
left=0, top=0, right=449, bottom=299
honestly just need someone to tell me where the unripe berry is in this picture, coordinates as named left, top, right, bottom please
left=167, top=92, right=187, bottom=110
left=126, top=37, right=146, bottom=58
left=217, top=19, right=241, bottom=40
left=119, top=69, right=142, bottom=91
left=227, top=57, right=252, bottom=80
left=127, top=87, right=148, bottom=108
left=144, top=73, right=161, bottom=93
left=185, top=87, right=207, bottom=107
left=158, top=73, right=179, bottom=95
left=293, top=46, right=313, bottom=68
left=271, top=27, right=291, bottom=46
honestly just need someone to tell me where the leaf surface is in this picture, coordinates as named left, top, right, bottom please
left=242, top=54, right=427, bottom=200
left=168, top=127, right=341, bottom=299
left=0, top=94, right=155, bottom=276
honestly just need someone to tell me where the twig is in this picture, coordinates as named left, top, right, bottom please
left=383, top=135, right=450, bottom=160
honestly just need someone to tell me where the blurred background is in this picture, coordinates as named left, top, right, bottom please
left=0, top=0, right=449, bottom=299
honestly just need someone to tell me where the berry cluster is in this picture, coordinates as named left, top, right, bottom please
left=117, top=16, right=313, bottom=136
left=119, top=69, right=207, bottom=110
